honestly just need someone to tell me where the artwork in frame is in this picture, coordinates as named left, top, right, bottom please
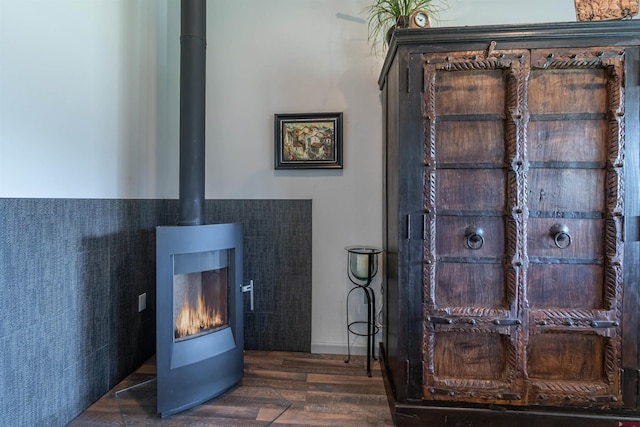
left=274, top=112, right=343, bottom=169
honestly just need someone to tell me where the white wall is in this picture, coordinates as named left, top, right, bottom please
left=0, top=0, right=159, bottom=198
left=441, top=0, right=575, bottom=26
left=157, top=0, right=387, bottom=354
left=1, top=0, right=581, bottom=355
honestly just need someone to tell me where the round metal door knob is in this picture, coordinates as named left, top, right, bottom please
left=550, top=223, right=572, bottom=249
left=465, top=225, right=485, bottom=250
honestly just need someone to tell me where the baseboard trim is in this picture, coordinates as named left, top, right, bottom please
left=310, top=342, right=370, bottom=356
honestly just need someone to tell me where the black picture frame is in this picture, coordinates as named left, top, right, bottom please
left=274, top=112, right=343, bottom=169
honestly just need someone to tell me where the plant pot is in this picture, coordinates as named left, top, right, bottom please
left=386, top=15, right=410, bottom=44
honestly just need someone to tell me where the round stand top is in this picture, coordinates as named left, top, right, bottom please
left=345, top=246, right=383, bottom=255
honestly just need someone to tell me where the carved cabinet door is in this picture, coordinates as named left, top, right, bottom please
left=421, top=47, right=625, bottom=408
left=524, top=48, right=624, bottom=408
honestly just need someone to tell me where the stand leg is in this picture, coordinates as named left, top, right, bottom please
left=345, top=287, right=354, bottom=364
left=364, top=287, right=372, bottom=377
left=370, top=287, right=377, bottom=361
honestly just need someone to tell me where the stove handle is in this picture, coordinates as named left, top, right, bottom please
left=241, top=280, right=254, bottom=311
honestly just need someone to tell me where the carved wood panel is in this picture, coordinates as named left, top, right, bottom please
left=525, top=47, right=625, bottom=408
left=420, top=47, right=625, bottom=408
left=422, top=49, right=529, bottom=405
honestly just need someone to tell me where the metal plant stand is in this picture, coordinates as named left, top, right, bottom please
left=344, top=246, right=382, bottom=377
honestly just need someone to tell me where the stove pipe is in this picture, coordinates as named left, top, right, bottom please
left=178, top=0, right=206, bottom=226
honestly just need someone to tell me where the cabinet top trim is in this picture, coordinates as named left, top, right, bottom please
left=378, top=20, right=640, bottom=88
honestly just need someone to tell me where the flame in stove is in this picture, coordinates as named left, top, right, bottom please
left=175, top=291, right=223, bottom=338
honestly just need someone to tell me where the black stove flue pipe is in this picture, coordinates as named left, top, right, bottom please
left=178, top=0, right=206, bottom=226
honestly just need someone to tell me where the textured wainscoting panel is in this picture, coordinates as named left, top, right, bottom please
left=0, top=199, right=159, bottom=426
left=0, top=197, right=311, bottom=426
left=106, top=199, right=166, bottom=385
left=199, top=199, right=312, bottom=352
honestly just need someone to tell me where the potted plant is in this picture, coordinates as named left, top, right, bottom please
left=365, top=0, right=448, bottom=53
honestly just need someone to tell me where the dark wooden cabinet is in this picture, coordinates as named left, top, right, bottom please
left=380, top=21, right=640, bottom=426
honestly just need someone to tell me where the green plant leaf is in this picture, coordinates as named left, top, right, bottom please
left=364, top=0, right=449, bottom=56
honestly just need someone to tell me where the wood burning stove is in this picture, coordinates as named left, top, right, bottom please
left=156, top=223, right=244, bottom=417
left=154, top=0, right=252, bottom=417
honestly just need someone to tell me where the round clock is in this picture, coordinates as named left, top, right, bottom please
left=410, top=10, right=431, bottom=29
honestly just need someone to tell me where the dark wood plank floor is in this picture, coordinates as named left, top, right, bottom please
left=68, top=351, right=394, bottom=426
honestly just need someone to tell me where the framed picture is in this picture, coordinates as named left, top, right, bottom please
left=274, top=112, right=343, bottom=169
